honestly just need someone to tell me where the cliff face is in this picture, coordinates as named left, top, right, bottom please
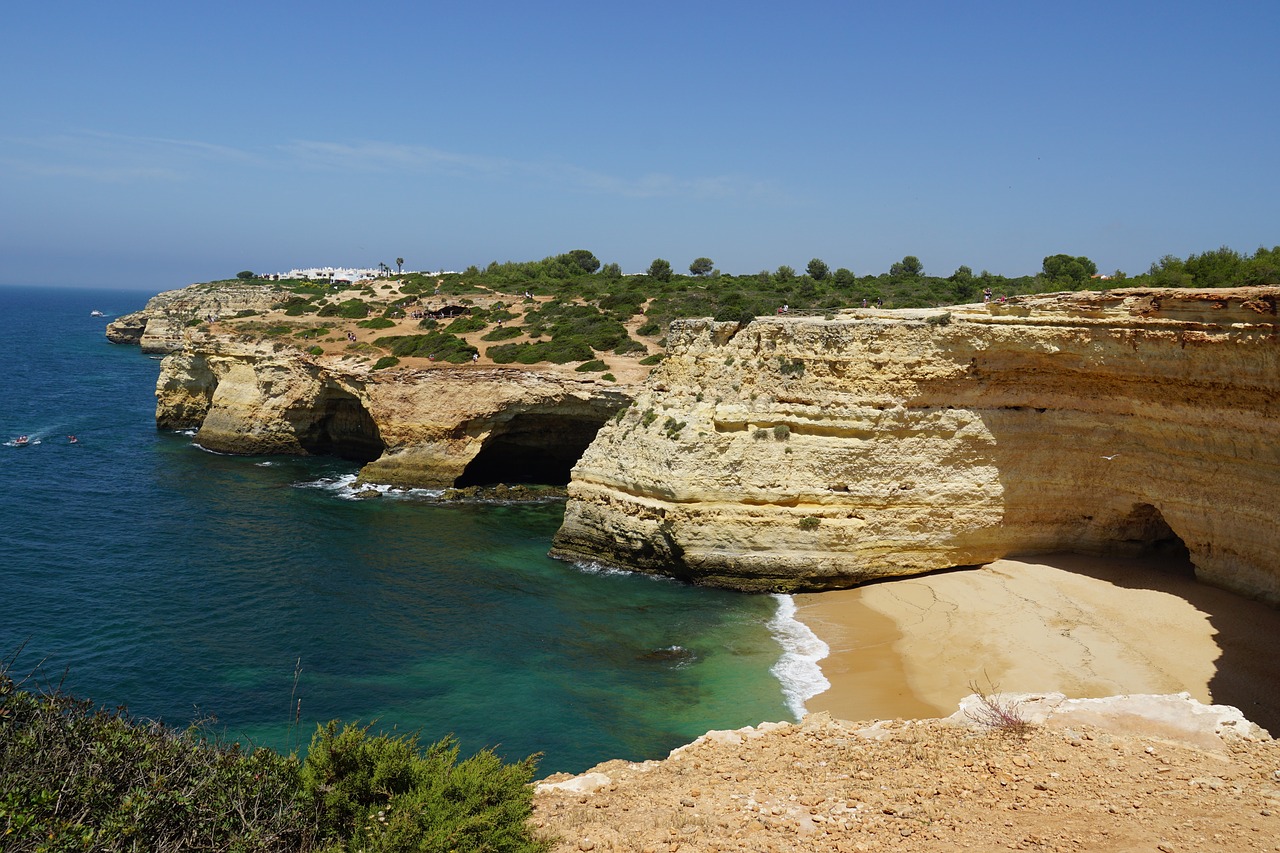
left=551, top=288, right=1280, bottom=603
left=107, top=284, right=286, bottom=352
left=156, top=334, right=629, bottom=487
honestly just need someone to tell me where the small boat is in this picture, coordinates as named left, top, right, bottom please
left=90, top=310, right=105, bottom=317
left=68, top=435, right=79, bottom=444
left=13, top=435, right=30, bottom=446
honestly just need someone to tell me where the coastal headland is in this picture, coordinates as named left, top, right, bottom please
left=551, top=288, right=1280, bottom=607
left=112, top=279, right=1280, bottom=851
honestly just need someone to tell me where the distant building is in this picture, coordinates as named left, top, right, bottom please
left=270, top=266, right=398, bottom=282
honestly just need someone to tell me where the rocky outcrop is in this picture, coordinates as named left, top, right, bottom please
left=156, top=334, right=629, bottom=487
left=551, top=288, right=1280, bottom=603
left=107, top=283, right=287, bottom=352
left=533, top=695, right=1277, bottom=853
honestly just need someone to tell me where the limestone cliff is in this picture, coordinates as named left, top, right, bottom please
left=156, top=333, right=629, bottom=488
left=107, top=284, right=287, bottom=352
left=551, top=288, right=1280, bottom=603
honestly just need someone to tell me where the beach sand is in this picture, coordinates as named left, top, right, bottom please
left=795, top=553, right=1280, bottom=734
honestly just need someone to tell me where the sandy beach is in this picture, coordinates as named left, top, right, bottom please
left=795, top=553, right=1280, bottom=734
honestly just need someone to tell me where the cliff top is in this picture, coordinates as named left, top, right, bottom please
left=533, top=694, right=1278, bottom=852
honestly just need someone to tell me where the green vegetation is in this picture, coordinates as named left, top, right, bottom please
left=575, top=359, right=608, bottom=372
left=481, top=326, right=524, bottom=341
left=372, top=355, right=401, bottom=370
left=798, top=516, right=820, bottom=530
left=373, top=332, right=478, bottom=364
left=358, top=317, right=396, bottom=330
left=0, top=659, right=548, bottom=852
left=208, top=242, right=1278, bottom=370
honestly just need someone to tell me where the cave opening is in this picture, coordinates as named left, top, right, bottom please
left=454, top=412, right=610, bottom=487
left=296, top=389, right=385, bottom=463
left=1114, top=502, right=1195, bottom=577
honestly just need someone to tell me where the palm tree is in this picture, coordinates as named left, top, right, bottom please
left=396, top=257, right=404, bottom=274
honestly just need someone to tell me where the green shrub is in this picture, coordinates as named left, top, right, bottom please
left=640, top=409, right=658, bottom=427
left=636, top=320, right=663, bottom=337
left=0, top=661, right=313, bottom=851
left=613, top=337, right=646, bottom=355
left=373, top=332, right=478, bottom=364
left=373, top=356, right=400, bottom=370
left=308, top=346, right=324, bottom=356
left=773, top=424, right=791, bottom=441
left=799, top=516, right=820, bottom=530
left=446, top=315, right=488, bottom=334
left=318, top=299, right=370, bottom=319
left=234, top=309, right=259, bottom=318
left=778, top=357, right=805, bottom=377
left=486, top=340, right=593, bottom=365
left=481, top=326, right=523, bottom=341
left=358, top=317, right=396, bottom=329
left=602, top=373, right=616, bottom=382
left=575, top=359, right=608, bottom=372
left=301, top=722, right=547, bottom=853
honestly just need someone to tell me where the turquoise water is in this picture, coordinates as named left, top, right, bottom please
left=0, top=285, right=796, bottom=774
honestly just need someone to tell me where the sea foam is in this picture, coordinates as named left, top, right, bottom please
left=767, top=594, right=831, bottom=720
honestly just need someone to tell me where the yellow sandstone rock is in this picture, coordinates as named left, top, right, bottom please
left=550, top=288, right=1280, bottom=602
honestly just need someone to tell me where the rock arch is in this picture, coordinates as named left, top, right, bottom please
left=454, top=411, right=612, bottom=487
left=295, top=385, right=385, bottom=463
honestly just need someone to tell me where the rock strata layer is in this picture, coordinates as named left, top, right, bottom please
left=551, top=288, right=1280, bottom=602
left=107, top=284, right=286, bottom=352
left=155, top=333, right=628, bottom=487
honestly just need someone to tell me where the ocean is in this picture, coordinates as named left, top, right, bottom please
left=0, top=284, right=828, bottom=775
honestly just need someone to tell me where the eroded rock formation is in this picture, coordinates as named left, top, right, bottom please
left=551, top=288, right=1280, bottom=603
left=155, top=333, right=629, bottom=487
left=107, top=284, right=286, bottom=352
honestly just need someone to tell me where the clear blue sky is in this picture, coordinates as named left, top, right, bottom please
left=4, top=1, right=1277, bottom=290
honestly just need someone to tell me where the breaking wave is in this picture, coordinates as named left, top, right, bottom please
left=767, top=594, right=830, bottom=720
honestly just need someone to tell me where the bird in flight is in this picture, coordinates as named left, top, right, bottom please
left=1101, top=454, right=1120, bottom=460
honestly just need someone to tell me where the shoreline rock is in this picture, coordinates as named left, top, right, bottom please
left=551, top=287, right=1280, bottom=603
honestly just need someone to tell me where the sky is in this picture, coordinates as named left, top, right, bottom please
left=3, top=1, right=1277, bottom=291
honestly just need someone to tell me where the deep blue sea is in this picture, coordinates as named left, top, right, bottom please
left=0, top=285, right=827, bottom=774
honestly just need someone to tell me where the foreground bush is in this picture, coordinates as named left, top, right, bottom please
left=0, top=660, right=548, bottom=852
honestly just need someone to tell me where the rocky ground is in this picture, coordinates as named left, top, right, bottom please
left=532, top=699, right=1280, bottom=853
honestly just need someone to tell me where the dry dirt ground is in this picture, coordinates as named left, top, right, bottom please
left=217, top=280, right=659, bottom=386
left=532, top=711, right=1280, bottom=853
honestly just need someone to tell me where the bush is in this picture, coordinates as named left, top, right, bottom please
left=373, top=356, right=401, bottom=370
left=773, top=424, right=791, bottom=441
left=446, top=315, right=488, bottom=334
left=798, top=516, right=820, bottom=530
left=318, top=299, right=370, bottom=319
left=778, top=357, right=805, bottom=377
left=0, top=658, right=549, bottom=853
left=575, top=359, right=608, bottom=372
left=638, top=353, right=664, bottom=366
left=302, top=722, right=547, bottom=853
left=358, top=317, right=396, bottom=329
left=373, top=333, right=478, bottom=364
left=481, top=326, right=523, bottom=341
left=601, top=373, right=615, bottom=382
left=486, top=340, right=593, bottom=365
left=0, top=659, right=313, bottom=851
left=308, top=346, right=324, bottom=356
